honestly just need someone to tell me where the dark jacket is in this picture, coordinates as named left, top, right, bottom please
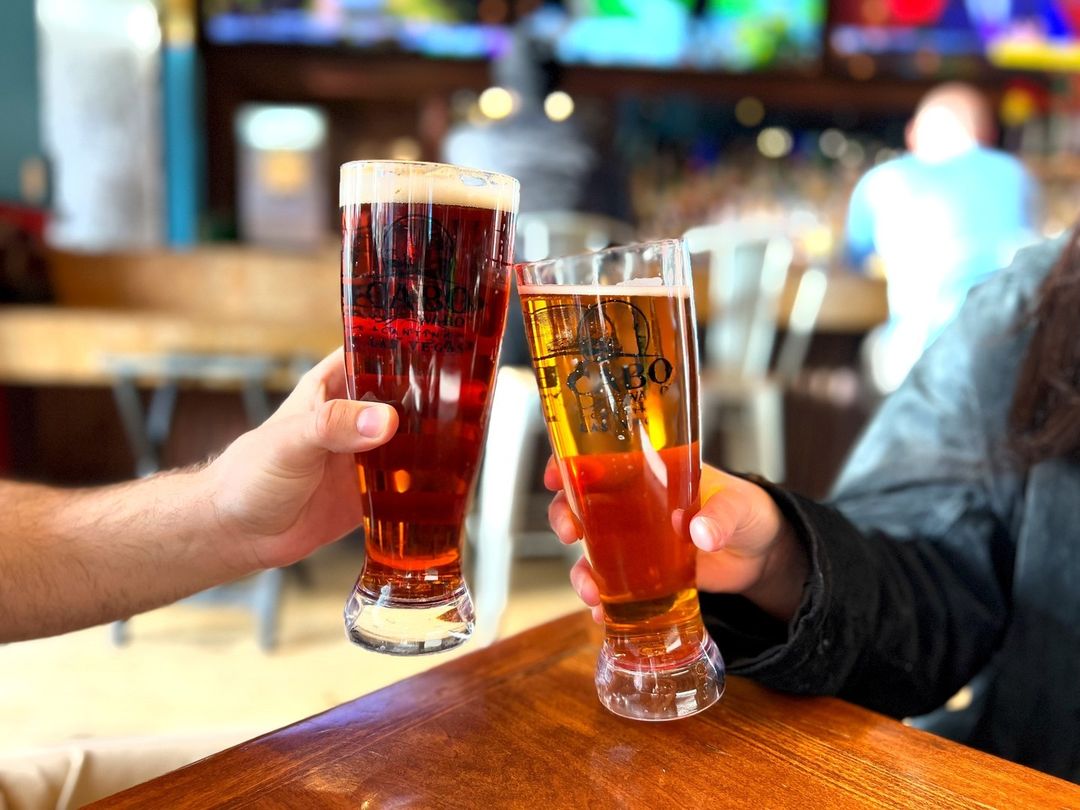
left=701, top=238, right=1080, bottom=781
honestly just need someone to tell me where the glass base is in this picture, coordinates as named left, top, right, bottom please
left=595, top=633, right=725, bottom=721
left=344, top=583, right=475, bottom=656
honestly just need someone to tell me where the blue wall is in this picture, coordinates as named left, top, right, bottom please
left=0, top=2, right=41, bottom=203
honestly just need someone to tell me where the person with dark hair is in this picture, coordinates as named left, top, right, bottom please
left=548, top=232, right=1080, bottom=781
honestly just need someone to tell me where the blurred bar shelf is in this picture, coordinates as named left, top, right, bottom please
left=778, top=268, right=887, bottom=334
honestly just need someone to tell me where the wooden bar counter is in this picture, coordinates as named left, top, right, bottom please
left=0, top=247, right=886, bottom=390
left=0, top=247, right=343, bottom=388
left=95, top=612, right=1080, bottom=809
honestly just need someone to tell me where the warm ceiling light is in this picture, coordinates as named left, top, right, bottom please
left=734, top=97, right=765, bottom=127
left=757, top=127, right=793, bottom=159
left=478, top=86, right=516, bottom=120
left=544, top=91, right=574, bottom=122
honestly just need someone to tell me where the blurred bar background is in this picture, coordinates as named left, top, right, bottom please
left=2, top=0, right=1077, bottom=798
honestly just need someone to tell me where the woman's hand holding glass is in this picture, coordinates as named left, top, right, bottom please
left=547, top=460, right=811, bottom=624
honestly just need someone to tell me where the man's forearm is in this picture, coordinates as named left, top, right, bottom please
left=0, top=469, right=252, bottom=642
left=0, top=351, right=400, bottom=644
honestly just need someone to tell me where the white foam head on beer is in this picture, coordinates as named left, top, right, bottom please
left=340, top=160, right=519, bottom=212
left=517, top=281, right=692, bottom=298
left=617, top=277, right=665, bottom=288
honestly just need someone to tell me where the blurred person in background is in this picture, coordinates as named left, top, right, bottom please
left=443, top=28, right=630, bottom=365
left=846, top=81, right=1039, bottom=393
left=550, top=228, right=1080, bottom=781
left=0, top=350, right=397, bottom=643
left=443, top=29, right=602, bottom=219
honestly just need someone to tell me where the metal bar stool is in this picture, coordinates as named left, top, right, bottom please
left=104, top=352, right=311, bottom=651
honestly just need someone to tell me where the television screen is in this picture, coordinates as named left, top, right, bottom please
left=530, top=0, right=824, bottom=72
left=202, top=1, right=512, bottom=58
left=831, top=0, right=1080, bottom=73
left=985, top=2, right=1080, bottom=71
left=202, top=0, right=826, bottom=73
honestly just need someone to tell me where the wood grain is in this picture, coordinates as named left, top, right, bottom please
left=94, top=612, right=1080, bottom=809
left=0, top=247, right=344, bottom=389
left=46, top=246, right=341, bottom=323
left=0, top=307, right=339, bottom=389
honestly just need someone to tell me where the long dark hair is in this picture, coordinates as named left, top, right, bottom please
left=1010, top=226, right=1080, bottom=466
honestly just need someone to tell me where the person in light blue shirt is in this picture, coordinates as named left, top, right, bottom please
left=846, top=82, right=1040, bottom=392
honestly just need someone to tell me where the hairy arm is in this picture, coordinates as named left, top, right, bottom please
left=0, top=349, right=397, bottom=643
left=0, top=471, right=231, bottom=641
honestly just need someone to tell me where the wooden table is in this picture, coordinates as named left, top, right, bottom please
left=0, top=307, right=339, bottom=390
left=690, top=266, right=888, bottom=335
left=96, top=613, right=1080, bottom=809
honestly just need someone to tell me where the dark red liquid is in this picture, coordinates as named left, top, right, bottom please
left=342, top=200, right=514, bottom=601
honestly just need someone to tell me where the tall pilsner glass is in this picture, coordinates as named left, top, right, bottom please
left=340, top=161, right=519, bottom=655
left=518, top=239, right=724, bottom=719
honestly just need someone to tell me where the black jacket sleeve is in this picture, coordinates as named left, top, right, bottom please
left=699, top=247, right=1050, bottom=719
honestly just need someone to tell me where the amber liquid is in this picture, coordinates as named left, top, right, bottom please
left=342, top=200, right=514, bottom=602
left=520, top=287, right=709, bottom=668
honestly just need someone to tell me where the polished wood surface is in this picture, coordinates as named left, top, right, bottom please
left=0, top=308, right=338, bottom=389
left=46, top=245, right=340, bottom=322
left=0, top=247, right=343, bottom=389
left=779, top=270, right=888, bottom=334
left=97, top=612, right=1080, bottom=809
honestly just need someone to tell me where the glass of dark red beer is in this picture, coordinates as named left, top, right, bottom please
left=340, top=161, right=519, bottom=655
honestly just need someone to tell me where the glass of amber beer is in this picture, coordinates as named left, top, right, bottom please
left=518, top=239, right=724, bottom=719
left=340, top=161, right=518, bottom=655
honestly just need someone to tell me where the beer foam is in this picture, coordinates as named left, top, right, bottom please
left=340, top=161, right=519, bottom=211
left=616, top=277, right=664, bottom=287
left=517, top=283, right=692, bottom=298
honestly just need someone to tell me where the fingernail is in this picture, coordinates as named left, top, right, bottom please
left=568, top=569, right=582, bottom=594
left=558, top=516, right=578, bottom=542
left=356, top=406, right=390, bottom=438
left=690, top=516, right=722, bottom=549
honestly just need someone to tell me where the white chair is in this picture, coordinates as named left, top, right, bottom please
left=470, top=213, right=636, bottom=645
left=684, top=223, right=828, bottom=482
left=471, top=367, right=547, bottom=646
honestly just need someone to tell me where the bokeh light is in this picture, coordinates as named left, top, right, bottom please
left=757, top=127, right=793, bottom=159
left=735, top=97, right=766, bottom=127
left=819, top=128, right=847, bottom=159
left=478, top=86, right=516, bottom=120
left=544, top=91, right=575, bottom=122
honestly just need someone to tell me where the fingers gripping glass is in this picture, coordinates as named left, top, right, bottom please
left=518, top=239, right=725, bottom=720
left=340, top=161, right=519, bottom=655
